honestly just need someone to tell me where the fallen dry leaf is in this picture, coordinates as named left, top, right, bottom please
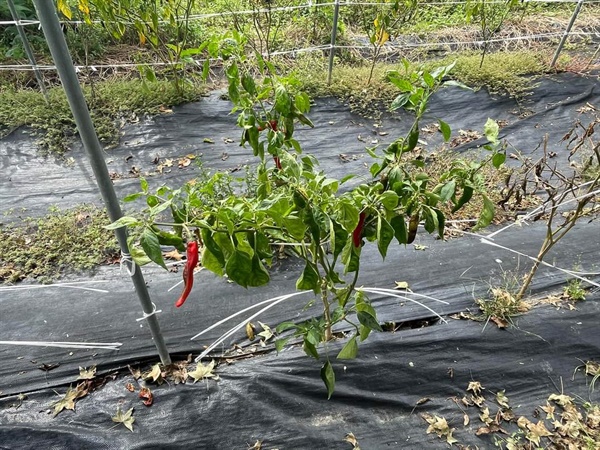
left=77, top=365, right=97, bottom=380
left=163, top=249, right=183, bottom=261
left=422, top=413, right=458, bottom=445
left=246, top=322, right=255, bottom=341
left=526, top=420, right=553, bottom=445
left=139, top=387, right=153, bottom=407
left=128, top=365, right=141, bottom=380
left=112, top=406, right=135, bottom=432
left=188, top=360, right=219, bottom=383
left=344, top=432, right=360, bottom=449
left=394, top=281, right=409, bottom=290
left=52, top=383, right=89, bottom=417
left=144, top=363, right=164, bottom=384
left=496, top=390, right=510, bottom=409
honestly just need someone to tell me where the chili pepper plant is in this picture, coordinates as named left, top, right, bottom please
left=108, top=33, right=505, bottom=397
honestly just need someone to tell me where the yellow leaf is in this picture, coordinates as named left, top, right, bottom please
left=394, top=281, right=409, bottom=290
left=376, top=29, right=390, bottom=46
left=138, top=31, right=146, bottom=46
left=77, top=365, right=97, bottom=380
left=188, top=360, right=218, bottom=383
left=163, top=249, right=182, bottom=261
left=112, top=407, right=135, bottom=432
left=78, top=0, right=90, bottom=15
left=57, top=0, right=72, bottom=19
left=246, top=322, right=255, bottom=340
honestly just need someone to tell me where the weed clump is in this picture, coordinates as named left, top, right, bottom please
left=0, top=205, right=119, bottom=283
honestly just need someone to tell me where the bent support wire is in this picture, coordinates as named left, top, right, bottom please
left=32, top=0, right=171, bottom=366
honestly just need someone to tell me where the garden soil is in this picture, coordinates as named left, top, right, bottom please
left=0, top=73, right=599, bottom=449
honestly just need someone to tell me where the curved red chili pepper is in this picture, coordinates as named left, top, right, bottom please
left=273, top=156, right=282, bottom=170
left=352, top=212, right=366, bottom=247
left=175, top=240, right=199, bottom=308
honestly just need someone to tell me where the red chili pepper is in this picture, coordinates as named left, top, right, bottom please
left=257, top=120, right=278, bottom=132
left=352, top=212, right=366, bottom=247
left=175, top=240, right=199, bottom=308
left=273, top=156, right=282, bottom=170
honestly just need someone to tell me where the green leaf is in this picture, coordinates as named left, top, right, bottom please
left=379, top=190, right=399, bottom=210
left=140, top=228, right=167, bottom=269
left=341, top=239, right=360, bottom=274
left=390, top=215, right=407, bottom=244
left=123, top=193, right=142, bottom=202
left=332, top=220, right=348, bottom=260
left=105, top=216, right=140, bottom=230
left=241, top=73, right=256, bottom=95
left=303, top=338, right=319, bottom=359
left=201, top=246, right=224, bottom=276
left=320, top=361, right=335, bottom=399
left=275, top=338, right=289, bottom=353
left=274, top=85, right=291, bottom=115
left=484, top=118, right=499, bottom=144
left=443, top=80, right=471, bottom=90
left=357, top=311, right=383, bottom=332
left=140, top=177, right=148, bottom=192
left=337, top=200, right=359, bottom=231
left=337, top=336, right=358, bottom=360
left=387, top=74, right=413, bottom=92
left=296, top=113, right=314, bottom=128
left=296, top=262, right=321, bottom=293
left=201, top=229, right=225, bottom=266
left=435, top=208, right=446, bottom=239
left=440, top=180, right=456, bottom=202
left=359, top=324, right=371, bottom=341
left=225, top=250, right=253, bottom=288
left=390, top=92, right=410, bottom=110
left=473, top=195, right=495, bottom=231
left=295, top=92, right=311, bottom=113
left=202, top=59, right=210, bottom=81
left=423, top=71, right=435, bottom=88
left=492, top=152, right=506, bottom=168
left=248, top=255, right=270, bottom=287
left=438, top=119, right=451, bottom=142
left=422, top=206, right=439, bottom=234
left=377, top=216, right=395, bottom=260
left=275, top=322, right=297, bottom=333
left=283, top=216, right=306, bottom=240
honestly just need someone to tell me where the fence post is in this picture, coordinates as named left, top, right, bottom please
left=32, top=0, right=172, bottom=366
left=7, top=0, right=49, bottom=103
left=327, top=0, right=341, bottom=85
left=551, top=0, right=585, bottom=68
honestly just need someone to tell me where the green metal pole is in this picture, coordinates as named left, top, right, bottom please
left=7, top=0, right=48, bottom=102
left=551, top=0, right=585, bottom=68
left=327, top=0, right=340, bottom=85
left=32, top=0, right=172, bottom=365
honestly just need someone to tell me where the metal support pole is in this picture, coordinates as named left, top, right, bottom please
left=7, top=0, right=48, bottom=103
left=32, top=0, right=172, bottom=366
left=551, top=0, right=585, bottom=68
left=327, top=0, right=340, bottom=85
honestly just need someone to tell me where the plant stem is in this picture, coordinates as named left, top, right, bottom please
left=322, top=285, right=333, bottom=342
